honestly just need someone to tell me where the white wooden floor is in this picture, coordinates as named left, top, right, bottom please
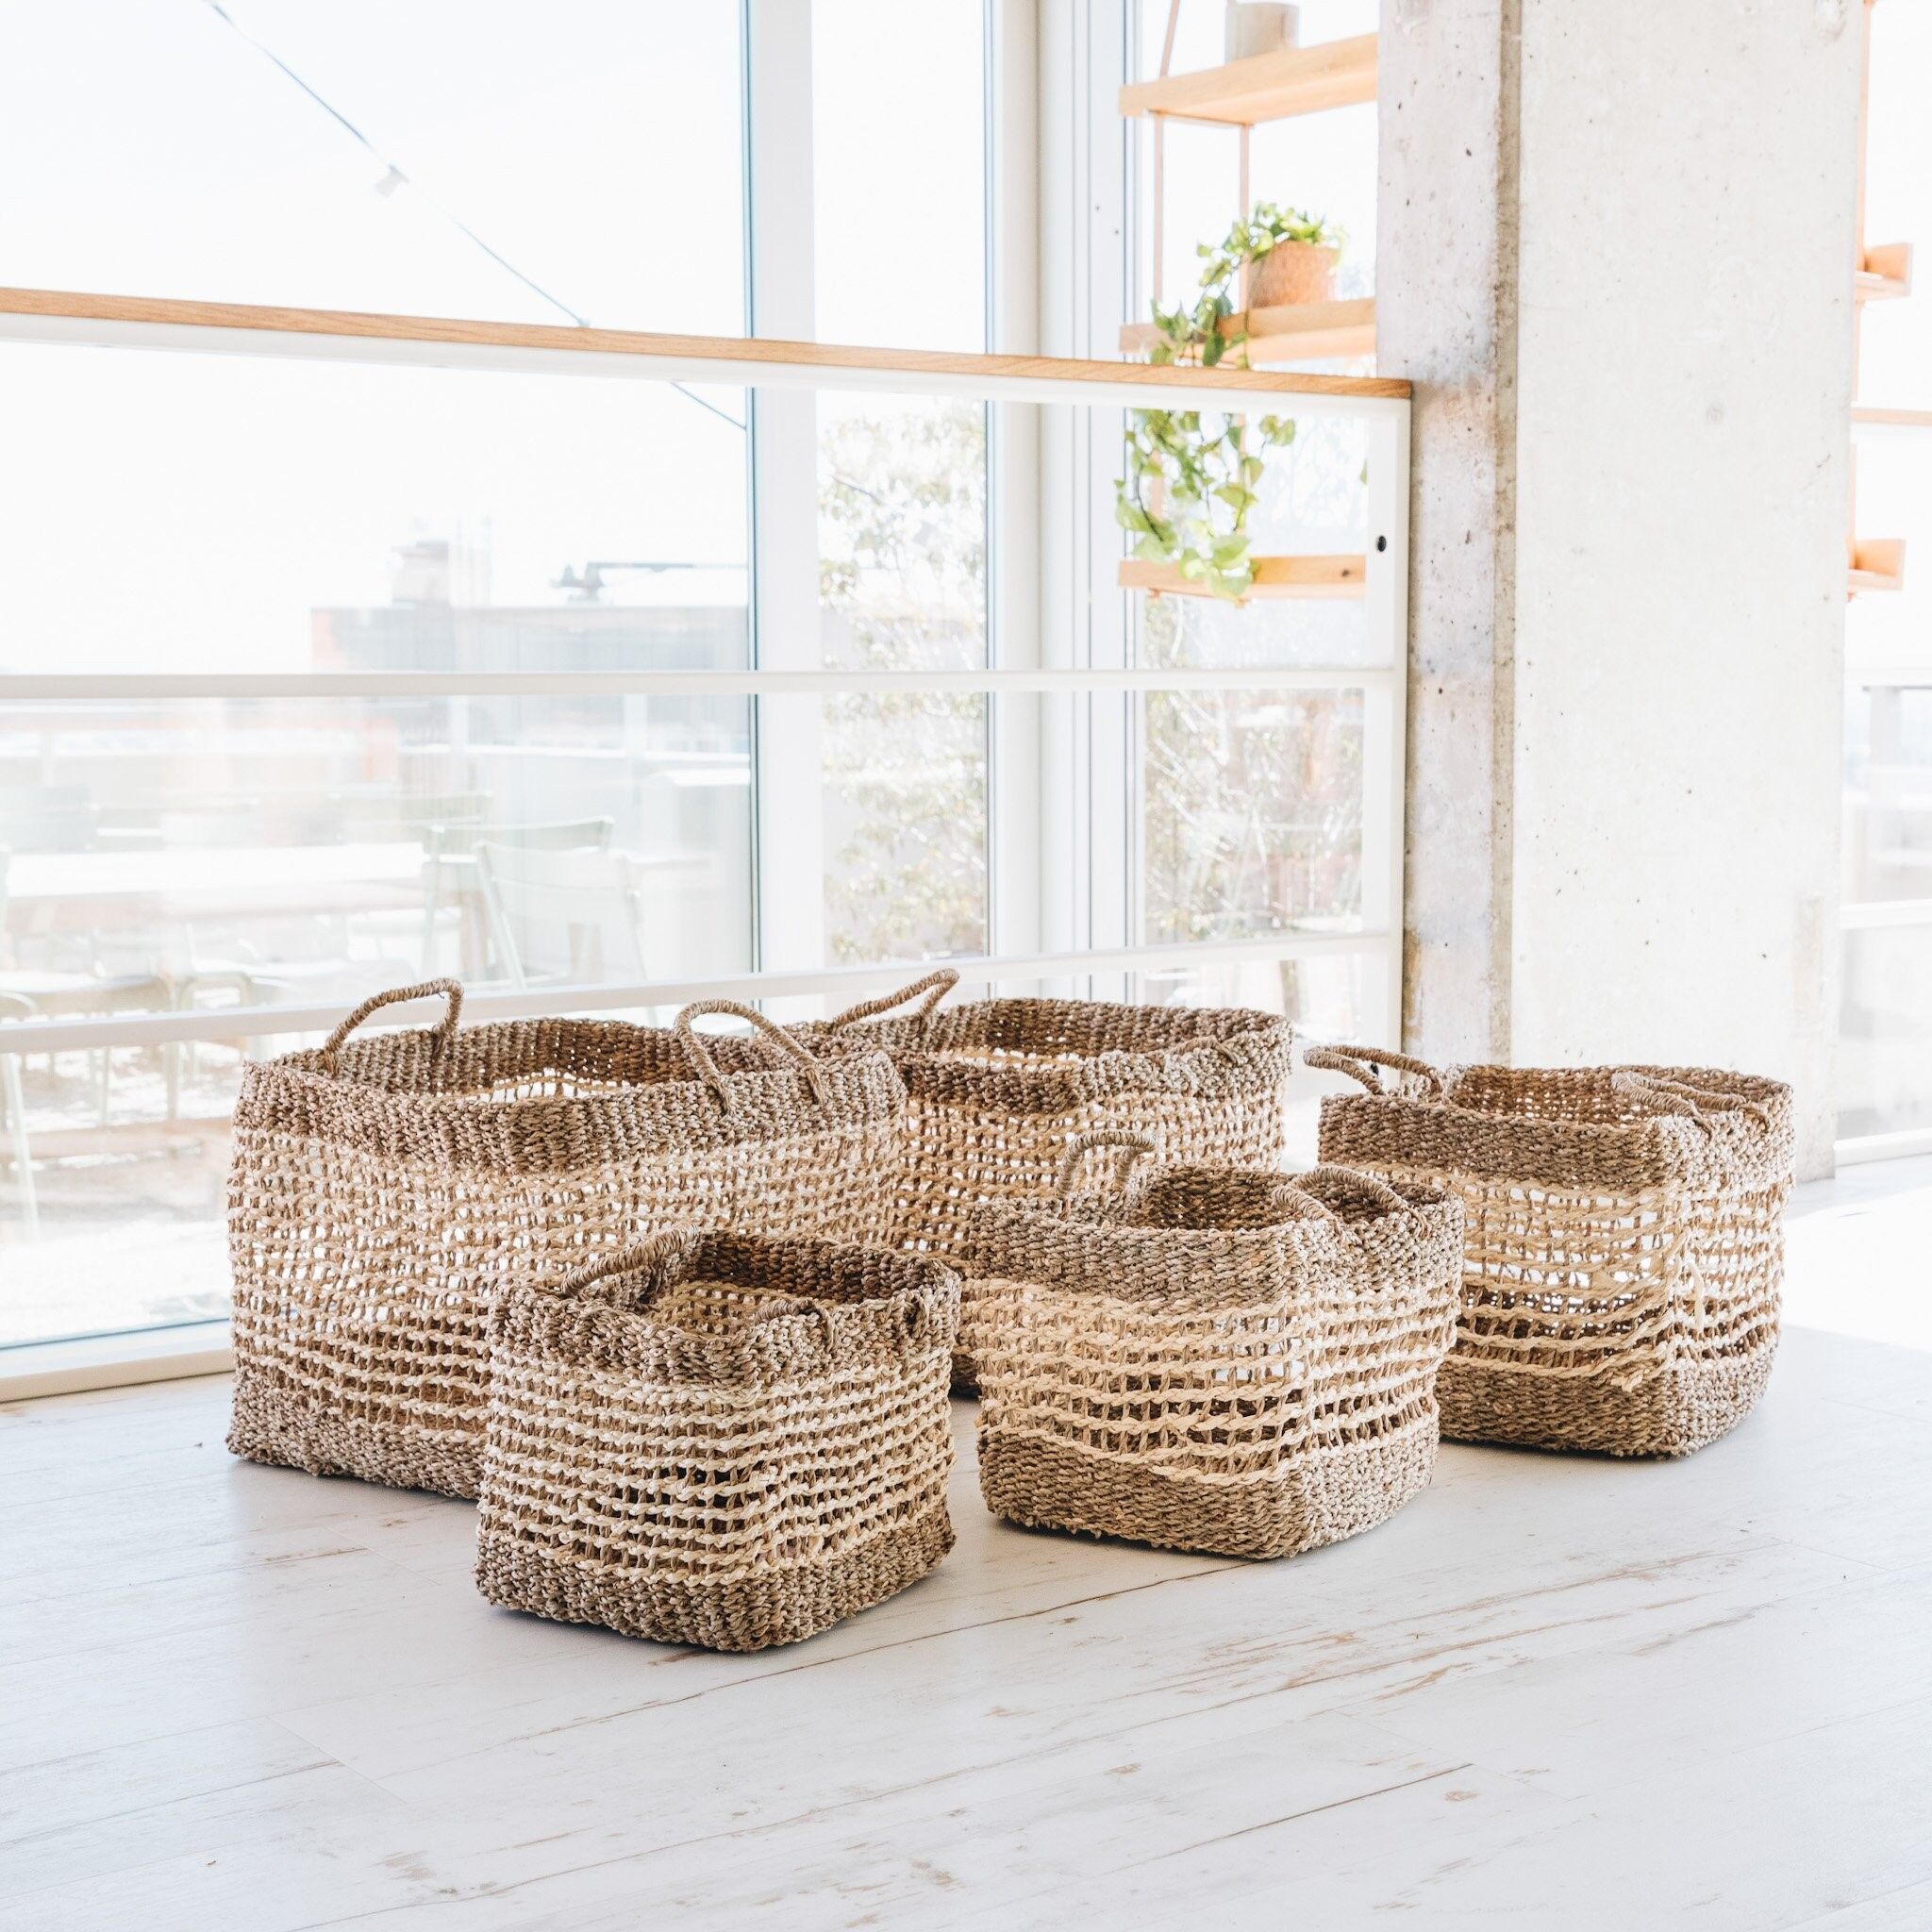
left=4, top=1170, right=1931, bottom=1930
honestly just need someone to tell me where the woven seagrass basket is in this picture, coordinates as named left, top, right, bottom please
left=808, top=971, right=1293, bottom=1391
left=1309, top=1045, right=1795, bottom=1457
left=475, top=1230, right=959, bottom=1651
left=226, top=981, right=907, bottom=1499
left=966, top=1134, right=1463, bottom=1559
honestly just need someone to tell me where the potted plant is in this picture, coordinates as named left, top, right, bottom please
left=1245, top=206, right=1341, bottom=308
left=1143, top=202, right=1345, bottom=369
left=1113, top=203, right=1338, bottom=601
left=1116, top=408, right=1296, bottom=602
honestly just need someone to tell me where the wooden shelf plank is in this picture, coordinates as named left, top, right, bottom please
left=1857, top=242, right=1912, bottom=303
left=1120, top=34, right=1377, bottom=125
left=1121, top=297, right=1374, bottom=368
left=0, top=286, right=1412, bottom=403
left=1119, top=554, right=1367, bottom=603
left=1853, top=405, right=1932, bottom=430
left=1849, top=538, right=1907, bottom=596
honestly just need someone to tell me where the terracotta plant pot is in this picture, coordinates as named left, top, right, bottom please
left=1246, top=240, right=1338, bottom=308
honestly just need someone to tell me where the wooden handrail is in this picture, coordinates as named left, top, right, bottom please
left=0, top=287, right=1410, bottom=401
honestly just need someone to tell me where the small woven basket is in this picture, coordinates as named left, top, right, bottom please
left=227, top=982, right=906, bottom=1499
left=966, top=1134, right=1463, bottom=1559
left=809, top=971, right=1293, bottom=1391
left=475, top=1231, right=959, bottom=1651
left=1310, top=1045, right=1795, bottom=1457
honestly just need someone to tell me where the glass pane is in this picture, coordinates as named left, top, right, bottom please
left=0, top=693, right=753, bottom=1005
left=0, top=343, right=749, bottom=677
left=0, top=3, right=744, bottom=332
left=1860, top=0, right=1932, bottom=408
left=1127, top=411, right=1377, bottom=669
left=1845, top=435, right=1932, bottom=672
left=822, top=694, right=989, bottom=965
left=1129, top=946, right=1383, bottom=1165
left=812, top=1, right=986, bottom=352
left=0, top=1028, right=249, bottom=1349
left=1844, top=683, right=1932, bottom=906
left=1839, top=922, right=1932, bottom=1139
left=1139, top=689, right=1365, bottom=943
left=819, top=395, right=989, bottom=671
left=1129, top=949, right=1370, bottom=1041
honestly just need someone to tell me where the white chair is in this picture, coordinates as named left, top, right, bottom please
left=0, top=991, right=39, bottom=1237
left=418, top=818, right=616, bottom=977
left=475, top=842, right=649, bottom=989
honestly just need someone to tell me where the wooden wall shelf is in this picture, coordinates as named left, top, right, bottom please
left=1119, top=554, right=1366, bottom=603
left=0, top=286, right=1411, bottom=402
left=1849, top=538, right=1907, bottom=597
left=1121, top=296, right=1375, bottom=367
left=1119, top=34, right=1376, bottom=125
left=1856, top=242, right=1913, bottom=304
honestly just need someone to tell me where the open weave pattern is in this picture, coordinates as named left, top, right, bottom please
left=966, top=1162, right=1462, bottom=1559
left=227, top=988, right=908, bottom=1499
left=1315, top=1055, right=1793, bottom=1457
left=475, top=1231, right=959, bottom=1651
left=809, top=994, right=1292, bottom=1391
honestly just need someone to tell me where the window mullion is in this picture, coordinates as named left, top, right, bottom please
left=744, top=0, right=824, bottom=1001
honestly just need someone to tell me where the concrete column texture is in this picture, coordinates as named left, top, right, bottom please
left=1379, top=0, right=1860, bottom=1176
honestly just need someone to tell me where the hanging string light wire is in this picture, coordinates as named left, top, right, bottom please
left=196, top=0, right=747, bottom=432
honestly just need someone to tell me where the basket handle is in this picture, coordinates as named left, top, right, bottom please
left=1303, top=1042, right=1446, bottom=1097
left=1056, top=1130, right=1158, bottom=1197
left=554, top=1230, right=700, bottom=1301
left=319, top=979, right=462, bottom=1073
left=1612, top=1070, right=1772, bottom=1130
left=1289, top=1163, right=1409, bottom=1217
left=825, top=967, right=960, bottom=1029
left=675, top=1000, right=831, bottom=1110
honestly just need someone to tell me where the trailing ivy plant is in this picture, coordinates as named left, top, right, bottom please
left=1115, top=203, right=1335, bottom=600
left=1117, top=408, right=1295, bottom=601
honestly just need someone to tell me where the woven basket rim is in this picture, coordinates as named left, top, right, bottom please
left=966, top=1168, right=1464, bottom=1306
left=815, top=997, right=1292, bottom=1113
left=272, top=1012, right=892, bottom=1105
left=494, top=1230, right=961, bottom=1382
left=1318, top=1061, right=1793, bottom=1192
left=236, top=1016, right=908, bottom=1169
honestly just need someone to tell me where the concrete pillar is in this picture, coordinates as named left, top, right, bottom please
left=1380, top=0, right=1860, bottom=1175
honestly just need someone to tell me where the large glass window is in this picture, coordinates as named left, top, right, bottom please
left=0, top=4, right=746, bottom=330
left=0, top=3, right=1407, bottom=1357
left=1840, top=0, right=1932, bottom=1154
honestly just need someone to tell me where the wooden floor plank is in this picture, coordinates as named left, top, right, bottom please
left=3, top=1179, right=1931, bottom=1929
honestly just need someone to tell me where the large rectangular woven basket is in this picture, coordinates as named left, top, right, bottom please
left=1310, top=1045, right=1794, bottom=1457
left=475, top=1231, right=959, bottom=1651
left=808, top=971, right=1293, bottom=1391
left=226, top=981, right=907, bottom=1499
left=966, top=1135, right=1463, bottom=1559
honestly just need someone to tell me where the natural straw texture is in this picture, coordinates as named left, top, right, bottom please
left=1310, top=1045, right=1794, bottom=1457
left=808, top=971, right=1293, bottom=1391
left=475, top=1231, right=959, bottom=1651
left=966, top=1137, right=1463, bottom=1559
left=227, top=982, right=907, bottom=1499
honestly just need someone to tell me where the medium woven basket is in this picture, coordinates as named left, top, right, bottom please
left=966, top=1134, right=1463, bottom=1559
left=475, top=1230, right=959, bottom=1651
left=226, top=981, right=907, bottom=1499
left=1310, top=1045, right=1795, bottom=1457
left=808, top=971, right=1293, bottom=1391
